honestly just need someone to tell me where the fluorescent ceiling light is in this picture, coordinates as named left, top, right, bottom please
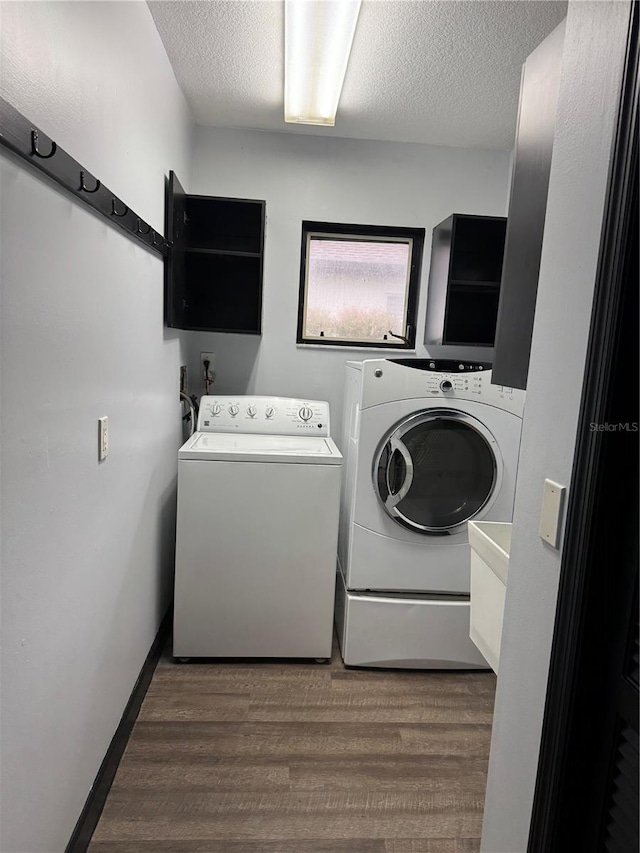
left=285, top=0, right=362, bottom=126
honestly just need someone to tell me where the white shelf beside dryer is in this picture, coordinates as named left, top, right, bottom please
left=469, top=521, right=512, bottom=674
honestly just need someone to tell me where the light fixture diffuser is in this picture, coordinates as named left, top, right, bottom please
left=284, top=0, right=362, bottom=126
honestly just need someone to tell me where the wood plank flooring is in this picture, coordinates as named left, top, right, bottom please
left=88, top=636, right=495, bottom=852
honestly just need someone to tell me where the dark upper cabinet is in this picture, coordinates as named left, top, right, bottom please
left=164, top=171, right=265, bottom=333
left=424, top=213, right=507, bottom=347
left=492, top=20, right=566, bottom=389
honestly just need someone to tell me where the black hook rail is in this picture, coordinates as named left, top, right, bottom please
left=0, top=96, right=168, bottom=258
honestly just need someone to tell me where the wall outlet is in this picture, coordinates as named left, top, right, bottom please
left=98, top=416, right=108, bottom=461
left=200, top=352, right=215, bottom=386
left=180, top=365, right=188, bottom=394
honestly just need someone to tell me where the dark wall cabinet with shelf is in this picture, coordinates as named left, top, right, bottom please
left=164, top=171, right=265, bottom=333
left=424, top=213, right=507, bottom=347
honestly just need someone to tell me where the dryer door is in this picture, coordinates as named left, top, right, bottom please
left=375, top=410, right=501, bottom=534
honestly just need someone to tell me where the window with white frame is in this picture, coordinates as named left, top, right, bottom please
left=297, top=221, right=425, bottom=348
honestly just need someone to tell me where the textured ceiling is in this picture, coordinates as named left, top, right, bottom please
left=148, top=0, right=567, bottom=150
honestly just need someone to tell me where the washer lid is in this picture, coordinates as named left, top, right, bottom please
left=179, top=432, right=343, bottom=464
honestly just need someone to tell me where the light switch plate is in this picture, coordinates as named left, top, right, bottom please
left=539, top=479, right=566, bottom=548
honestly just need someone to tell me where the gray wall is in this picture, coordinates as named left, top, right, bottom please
left=0, top=3, right=193, bottom=850
left=186, top=128, right=512, bottom=439
left=481, top=2, right=631, bottom=850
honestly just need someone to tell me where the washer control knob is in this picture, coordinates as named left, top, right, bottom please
left=265, top=406, right=276, bottom=419
left=299, top=406, right=314, bottom=421
left=247, top=405, right=257, bottom=418
left=440, top=380, right=453, bottom=392
left=211, top=403, right=221, bottom=416
left=228, top=404, right=239, bottom=416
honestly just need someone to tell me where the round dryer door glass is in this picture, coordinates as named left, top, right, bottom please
left=375, top=411, right=498, bottom=533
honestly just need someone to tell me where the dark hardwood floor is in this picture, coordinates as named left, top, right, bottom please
left=88, top=636, right=495, bottom=852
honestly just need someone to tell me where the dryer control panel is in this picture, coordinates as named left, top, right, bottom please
left=197, top=396, right=331, bottom=436
left=355, top=359, right=525, bottom=417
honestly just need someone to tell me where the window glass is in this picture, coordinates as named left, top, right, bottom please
left=297, top=222, right=425, bottom=348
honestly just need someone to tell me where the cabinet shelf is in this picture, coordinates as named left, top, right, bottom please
left=185, top=247, right=262, bottom=258
left=450, top=279, right=501, bottom=288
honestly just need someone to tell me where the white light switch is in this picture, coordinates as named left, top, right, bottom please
left=98, top=416, right=108, bottom=461
left=539, top=479, right=566, bottom=548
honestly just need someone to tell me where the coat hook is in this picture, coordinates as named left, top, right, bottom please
left=151, top=230, right=164, bottom=246
left=136, top=219, right=151, bottom=235
left=30, top=129, right=57, bottom=159
left=111, top=198, right=128, bottom=217
left=79, top=170, right=100, bottom=193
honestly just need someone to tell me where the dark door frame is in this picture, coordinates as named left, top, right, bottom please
left=528, top=3, right=638, bottom=850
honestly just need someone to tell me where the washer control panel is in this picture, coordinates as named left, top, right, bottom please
left=197, top=396, right=331, bottom=435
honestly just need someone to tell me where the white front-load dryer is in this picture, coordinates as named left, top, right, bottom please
left=335, top=358, right=525, bottom=668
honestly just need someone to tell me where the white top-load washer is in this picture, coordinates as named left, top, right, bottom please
left=335, top=358, right=525, bottom=668
left=174, top=396, right=342, bottom=660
